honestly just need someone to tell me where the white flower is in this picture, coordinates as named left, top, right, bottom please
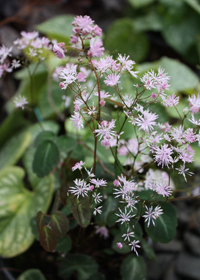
left=129, top=240, right=140, bottom=256
left=14, top=95, right=28, bottom=110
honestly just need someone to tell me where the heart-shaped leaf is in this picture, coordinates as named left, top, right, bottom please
left=0, top=167, right=54, bottom=257
left=50, top=210, right=69, bottom=238
left=39, top=226, right=58, bottom=252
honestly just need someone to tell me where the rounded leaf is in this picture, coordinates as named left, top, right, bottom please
left=33, top=140, right=60, bottom=177
left=39, top=226, right=58, bottom=252
left=50, top=210, right=69, bottom=238
left=56, top=135, right=77, bottom=161
left=145, top=203, right=178, bottom=243
left=34, top=131, right=56, bottom=147
left=59, top=253, right=98, bottom=280
left=120, top=254, right=147, bottom=280
left=17, top=269, right=46, bottom=280
left=104, top=18, right=149, bottom=62
left=36, top=15, right=74, bottom=44
left=55, top=236, right=72, bottom=253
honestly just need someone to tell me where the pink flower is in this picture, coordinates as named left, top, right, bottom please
left=188, top=94, right=200, bottom=114
left=99, top=100, right=106, bottom=106
left=117, top=242, right=123, bottom=249
left=95, top=120, right=116, bottom=140
left=113, top=179, right=120, bottom=187
left=93, top=25, right=102, bottom=36
left=156, top=183, right=172, bottom=197
left=70, top=35, right=78, bottom=44
left=89, top=185, right=94, bottom=191
left=88, top=38, right=104, bottom=57
left=184, top=128, right=196, bottom=143
left=153, top=144, right=173, bottom=168
left=53, top=43, right=66, bottom=59
left=135, top=109, right=158, bottom=132
left=95, top=226, right=109, bottom=239
left=70, top=112, right=84, bottom=131
left=77, top=72, right=86, bottom=82
left=161, top=93, right=179, bottom=107
left=151, top=92, right=157, bottom=99
left=72, top=161, right=85, bottom=171
left=104, top=73, right=121, bottom=86
left=72, top=15, right=94, bottom=36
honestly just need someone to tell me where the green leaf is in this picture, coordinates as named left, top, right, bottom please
left=23, top=146, right=42, bottom=188
left=36, top=211, right=45, bottom=231
left=55, top=236, right=72, bottom=253
left=138, top=57, right=199, bottom=92
left=37, top=82, right=64, bottom=119
left=112, top=233, right=130, bottom=254
left=0, top=111, right=30, bottom=147
left=33, top=140, right=60, bottom=177
left=36, top=15, right=74, bottom=44
left=145, top=203, right=177, bottom=243
left=133, top=11, right=163, bottom=32
left=141, top=238, right=156, bottom=260
left=159, top=57, right=199, bottom=91
left=17, top=269, right=46, bottom=280
left=128, top=0, right=155, bottom=8
left=96, top=196, right=118, bottom=223
left=70, top=196, right=91, bottom=228
left=59, top=254, right=99, bottom=280
left=120, top=255, right=147, bottom=280
left=162, top=9, right=200, bottom=55
left=50, top=210, right=69, bottom=238
left=184, top=0, right=200, bottom=14
left=34, top=131, right=56, bottom=147
left=0, top=167, right=54, bottom=257
left=104, top=18, right=149, bottom=62
left=39, top=226, right=58, bottom=252
left=56, top=135, right=77, bottom=161
left=28, top=121, right=60, bottom=144
left=0, top=131, right=31, bottom=170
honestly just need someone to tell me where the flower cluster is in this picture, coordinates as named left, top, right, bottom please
left=5, top=14, right=200, bottom=258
